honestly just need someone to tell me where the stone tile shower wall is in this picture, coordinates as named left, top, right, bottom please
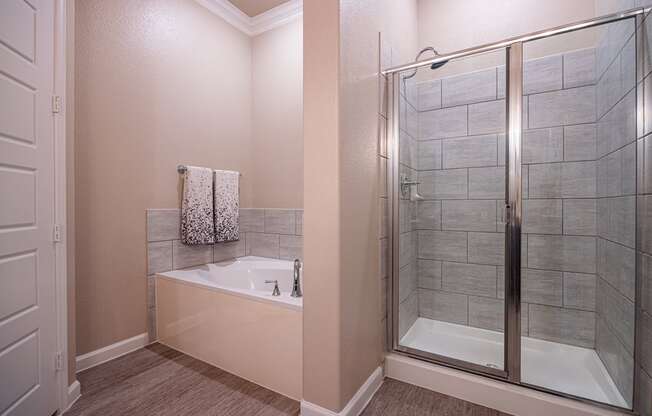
left=379, top=36, right=390, bottom=349
left=593, top=19, right=637, bottom=405
left=145, top=208, right=303, bottom=340
left=396, top=77, right=420, bottom=340
left=408, top=47, right=601, bottom=348
left=640, top=11, right=652, bottom=412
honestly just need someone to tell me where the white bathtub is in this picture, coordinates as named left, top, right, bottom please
left=155, top=256, right=302, bottom=399
left=157, top=256, right=302, bottom=310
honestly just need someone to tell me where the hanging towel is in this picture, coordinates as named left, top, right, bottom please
left=213, top=170, right=240, bottom=242
left=180, top=166, right=215, bottom=245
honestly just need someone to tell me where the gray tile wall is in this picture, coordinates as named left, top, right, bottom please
left=145, top=207, right=304, bottom=341
left=397, top=77, right=420, bottom=341
left=593, top=15, right=637, bottom=407
left=379, top=35, right=392, bottom=350
left=410, top=47, right=601, bottom=349
left=638, top=7, right=652, bottom=415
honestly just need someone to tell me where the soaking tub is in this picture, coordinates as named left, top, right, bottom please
left=155, top=256, right=302, bottom=399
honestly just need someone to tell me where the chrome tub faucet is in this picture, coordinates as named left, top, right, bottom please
left=291, top=259, right=302, bottom=298
left=265, top=279, right=281, bottom=296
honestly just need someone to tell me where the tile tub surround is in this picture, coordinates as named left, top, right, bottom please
left=403, top=46, right=601, bottom=351
left=146, top=208, right=303, bottom=340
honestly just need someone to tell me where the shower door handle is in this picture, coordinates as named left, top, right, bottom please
left=501, top=204, right=511, bottom=226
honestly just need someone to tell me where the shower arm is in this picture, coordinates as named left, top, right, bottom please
left=401, top=47, right=442, bottom=80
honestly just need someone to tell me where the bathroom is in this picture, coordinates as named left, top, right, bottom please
left=1, top=0, right=652, bottom=415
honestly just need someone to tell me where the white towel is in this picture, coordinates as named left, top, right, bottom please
left=213, top=170, right=240, bottom=242
left=180, top=166, right=215, bottom=245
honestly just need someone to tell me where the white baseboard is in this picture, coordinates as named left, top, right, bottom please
left=63, top=380, right=81, bottom=413
left=76, top=333, right=150, bottom=373
left=385, top=354, right=626, bottom=416
left=301, top=366, right=383, bottom=416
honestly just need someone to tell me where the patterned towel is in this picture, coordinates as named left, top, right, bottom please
left=214, top=170, right=240, bottom=242
left=180, top=166, right=215, bottom=245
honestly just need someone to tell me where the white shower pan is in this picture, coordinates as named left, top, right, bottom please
left=400, top=318, right=628, bottom=408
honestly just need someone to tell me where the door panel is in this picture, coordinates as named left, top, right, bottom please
left=518, top=19, right=636, bottom=410
left=0, top=0, right=58, bottom=415
left=392, top=48, right=509, bottom=376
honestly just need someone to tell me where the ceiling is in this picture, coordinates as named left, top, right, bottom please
left=227, top=0, right=290, bottom=17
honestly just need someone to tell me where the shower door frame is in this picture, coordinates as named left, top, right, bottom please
left=384, top=7, right=647, bottom=413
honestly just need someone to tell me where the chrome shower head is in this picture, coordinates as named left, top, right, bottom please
left=430, top=59, right=449, bottom=70
left=402, top=46, right=448, bottom=80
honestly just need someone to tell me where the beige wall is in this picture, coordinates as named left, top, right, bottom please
left=251, top=19, right=304, bottom=208
left=415, top=0, right=597, bottom=79
left=338, top=0, right=383, bottom=404
left=380, top=0, right=419, bottom=65
left=75, top=0, right=254, bottom=354
left=75, top=0, right=303, bottom=357
left=303, top=0, right=389, bottom=410
left=303, top=0, right=342, bottom=410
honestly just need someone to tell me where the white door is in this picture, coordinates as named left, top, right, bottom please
left=0, top=0, right=59, bottom=415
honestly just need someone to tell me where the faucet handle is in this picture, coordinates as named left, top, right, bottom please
left=291, top=259, right=303, bottom=298
left=264, top=280, right=281, bottom=296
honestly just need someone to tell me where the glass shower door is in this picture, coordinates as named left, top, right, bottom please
left=392, top=48, right=509, bottom=375
left=388, top=9, right=644, bottom=413
left=516, top=18, right=637, bottom=409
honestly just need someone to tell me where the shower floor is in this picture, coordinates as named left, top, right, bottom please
left=400, top=317, right=628, bottom=408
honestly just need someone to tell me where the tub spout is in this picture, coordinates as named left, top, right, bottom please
left=292, top=259, right=303, bottom=298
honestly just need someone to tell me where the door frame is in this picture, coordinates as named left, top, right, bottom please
left=54, top=0, right=70, bottom=412
left=386, top=56, right=510, bottom=382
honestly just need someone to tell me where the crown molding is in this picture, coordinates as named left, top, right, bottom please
left=250, top=0, right=302, bottom=35
left=195, top=0, right=302, bottom=36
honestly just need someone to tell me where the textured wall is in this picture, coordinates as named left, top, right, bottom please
left=75, top=0, right=254, bottom=355
left=74, top=0, right=303, bottom=356
left=338, top=0, right=383, bottom=407
left=302, top=0, right=342, bottom=410
left=416, top=0, right=597, bottom=79
left=251, top=20, right=304, bottom=208
left=303, top=0, right=409, bottom=410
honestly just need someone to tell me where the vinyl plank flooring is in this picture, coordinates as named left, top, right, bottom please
left=361, top=378, right=512, bottom=416
left=66, top=343, right=299, bottom=416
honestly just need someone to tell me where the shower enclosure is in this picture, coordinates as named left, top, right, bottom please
left=385, top=8, right=647, bottom=413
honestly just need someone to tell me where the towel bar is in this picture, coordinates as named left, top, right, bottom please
left=177, top=165, right=242, bottom=175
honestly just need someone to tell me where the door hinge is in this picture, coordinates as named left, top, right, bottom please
left=53, top=224, right=62, bottom=243
left=52, top=95, right=61, bottom=114
left=55, top=351, right=63, bottom=372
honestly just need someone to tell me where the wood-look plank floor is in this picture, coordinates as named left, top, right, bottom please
left=66, top=343, right=300, bottom=416
left=66, top=343, right=510, bottom=416
left=361, top=378, right=513, bottom=416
